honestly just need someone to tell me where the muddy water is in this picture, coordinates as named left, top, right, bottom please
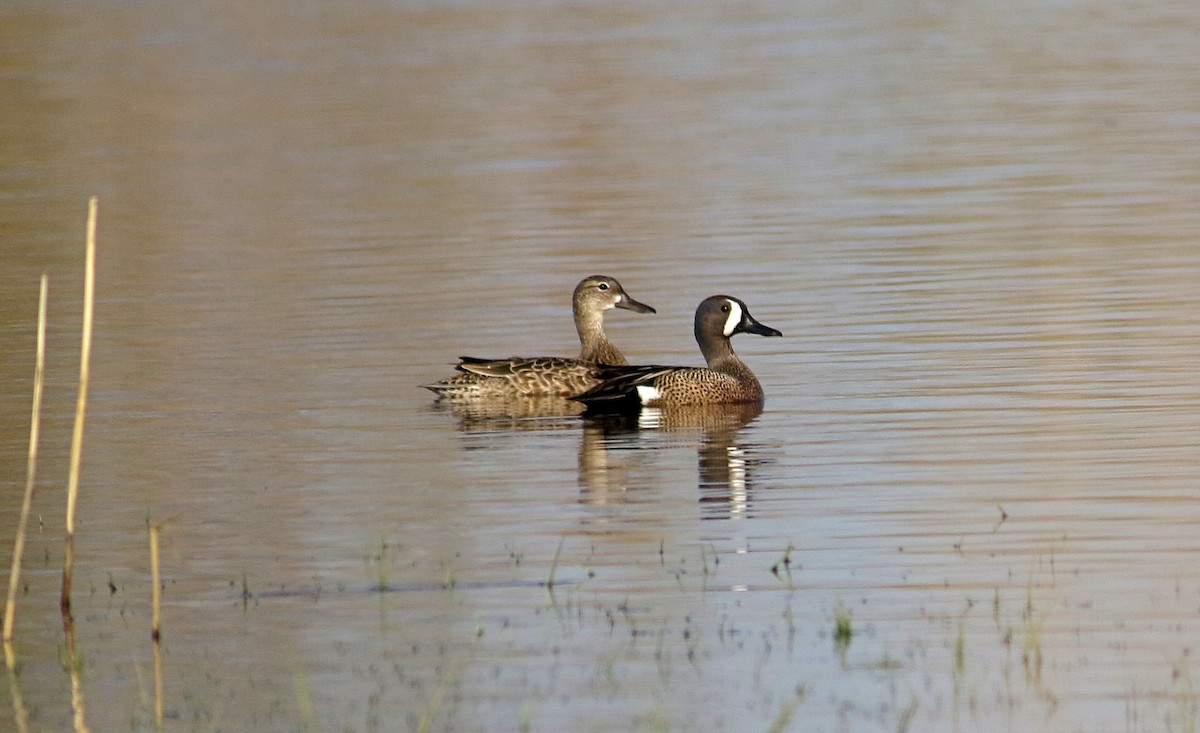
left=2, top=1, right=1199, bottom=731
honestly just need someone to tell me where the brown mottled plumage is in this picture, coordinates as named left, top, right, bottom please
left=573, top=295, right=781, bottom=408
left=422, top=276, right=654, bottom=399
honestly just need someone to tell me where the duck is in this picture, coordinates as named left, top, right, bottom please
left=571, top=295, right=780, bottom=408
left=422, top=275, right=655, bottom=399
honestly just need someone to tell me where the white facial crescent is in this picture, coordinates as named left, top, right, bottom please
left=722, top=299, right=743, bottom=337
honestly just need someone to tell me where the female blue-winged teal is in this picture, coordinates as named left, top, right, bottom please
left=422, top=275, right=655, bottom=399
left=572, top=295, right=781, bottom=408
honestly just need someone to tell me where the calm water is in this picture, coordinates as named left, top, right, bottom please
left=2, top=1, right=1199, bottom=731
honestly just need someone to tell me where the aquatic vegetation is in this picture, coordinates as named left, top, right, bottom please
left=833, top=603, right=853, bottom=652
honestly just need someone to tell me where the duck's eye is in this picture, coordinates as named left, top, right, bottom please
left=597, top=282, right=610, bottom=291
left=721, top=304, right=730, bottom=312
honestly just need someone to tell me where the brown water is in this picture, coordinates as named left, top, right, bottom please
left=2, top=1, right=1199, bottom=731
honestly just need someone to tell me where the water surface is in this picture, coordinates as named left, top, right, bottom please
left=1, top=1, right=1199, bottom=731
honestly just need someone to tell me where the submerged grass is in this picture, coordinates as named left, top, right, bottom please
left=293, top=665, right=319, bottom=733
left=955, top=622, right=965, bottom=676
left=365, top=538, right=397, bottom=591
left=833, top=603, right=853, bottom=650
left=770, top=544, right=795, bottom=583
left=765, top=686, right=806, bottom=733
left=1022, top=578, right=1044, bottom=686
left=546, top=536, right=565, bottom=590
left=896, top=695, right=919, bottom=733
left=1171, top=655, right=1198, bottom=733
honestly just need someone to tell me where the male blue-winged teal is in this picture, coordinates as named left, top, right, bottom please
left=572, top=295, right=781, bottom=408
left=422, top=275, right=655, bottom=399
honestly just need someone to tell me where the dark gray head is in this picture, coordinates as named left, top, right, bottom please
left=695, top=295, right=781, bottom=340
left=694, top=295, right=781, bottom=365
left=573, top=275, right=656, bottom=316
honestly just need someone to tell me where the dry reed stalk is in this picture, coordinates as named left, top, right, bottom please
left=61, top=196, right=97, bottom=614
left=150, top=525, right=162, bottom=640
left=3, top=274, right=49, bottom=652
left=1, top=277, right=44, bottom=733
left=149, top=523, right=163, bottom=728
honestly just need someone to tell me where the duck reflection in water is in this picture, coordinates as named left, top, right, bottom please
left=428, top=396, right=767, bottom=520
left=430, top=394, right=584, bottom=433
left=579, top=402, right=766, bottom=520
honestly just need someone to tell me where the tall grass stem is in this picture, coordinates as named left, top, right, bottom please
left=3, top=274, right=48, bottom=649
left=61, top=196, right=97, bottom=614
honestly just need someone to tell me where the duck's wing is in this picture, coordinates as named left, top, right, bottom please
left=570, top=364, right=682, bottom=406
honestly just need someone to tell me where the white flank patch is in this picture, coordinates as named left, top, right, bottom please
left=722, top=299, right=743, bottom=337
left=636, top=385, right=661, bottom=405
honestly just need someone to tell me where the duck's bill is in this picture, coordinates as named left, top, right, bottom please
left=742, top=317, right=782, bottom=337
left=618, top=295, right=657, bottom=314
